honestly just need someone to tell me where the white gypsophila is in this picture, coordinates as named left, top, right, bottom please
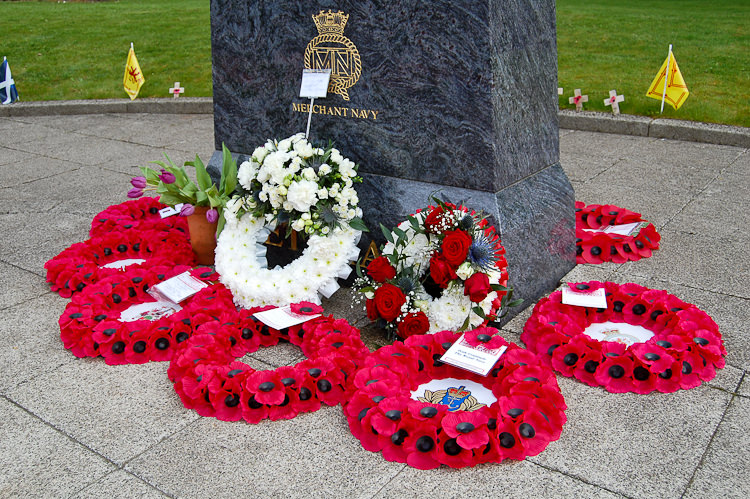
left=238, top=160, right=258, bottom=190
left=286, top=179, right=319, bottom=212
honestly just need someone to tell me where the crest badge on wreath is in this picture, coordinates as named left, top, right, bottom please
left=304, top=10, right=361, bottom=101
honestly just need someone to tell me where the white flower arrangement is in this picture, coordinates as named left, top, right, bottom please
left=215, top=133, right=366, bottom=307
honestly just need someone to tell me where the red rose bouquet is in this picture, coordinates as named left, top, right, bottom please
left=356, top=198, right=521, bottom=340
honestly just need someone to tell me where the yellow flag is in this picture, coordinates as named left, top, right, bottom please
left=123, top=45, right=145, bottom=100
left=646, top=50, right=689, bottom=110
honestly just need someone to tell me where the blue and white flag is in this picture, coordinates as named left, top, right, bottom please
left=1, top=57, right=19, bottom=105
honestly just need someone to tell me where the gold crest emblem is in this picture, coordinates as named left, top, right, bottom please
left=304, top=10, right=361, bottom=101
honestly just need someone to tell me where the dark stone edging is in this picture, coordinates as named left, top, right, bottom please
left=1, top=98, right=747, bottom=148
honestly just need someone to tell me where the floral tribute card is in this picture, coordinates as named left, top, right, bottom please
left=254, top=305, right=322, bottom=330
left=440, top=334, right=507, bottom=376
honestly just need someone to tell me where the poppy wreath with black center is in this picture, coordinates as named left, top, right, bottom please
left=167, top=309, right=371, bottom=424
left=521, top=281, right=726, bottom=394
left=89, top=197, right=189, bottom=238
left=342, top=329, right=567, bottom=469
left=575, top=201, right=660, bottom=264
left=59, top=265, right=223, bottom=364
left=45, top=228, right=196, bottom=298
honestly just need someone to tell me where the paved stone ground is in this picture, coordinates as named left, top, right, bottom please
left=0, top=113, right=747, bottom=498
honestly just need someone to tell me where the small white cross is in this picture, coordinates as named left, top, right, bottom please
left=169, top=82, right=185, bottom=98
left=569, top=89, right=588, bottom=112
left=603, top=90, right=625, bottom=115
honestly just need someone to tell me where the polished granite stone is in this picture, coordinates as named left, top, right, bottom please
left=208, top=0, right=575, bottom=314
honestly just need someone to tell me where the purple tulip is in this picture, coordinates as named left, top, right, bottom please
left=206, top=208, right=219, bottom=223
left=159, top=169, right=176, bottom=184
left=179, top=204, right=195, bottom=217
left=130, top=176, right=147, bottom=189
left=127, top=187, right=144, bottom=199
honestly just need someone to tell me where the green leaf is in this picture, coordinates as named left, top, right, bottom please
left=141, top=166, right=159, bottom=183
left=507, top=299, right=524, bottom=308
left=348, top=217, right=369, bottom=232
left=190, top=155, right=212, bottom=191
left=380, top=223, right=394, bottom=244
left=490, top=284, right=508, bottom=292
left=196, top=191, right=208, bottom=204
left=355, top=258, right=363, bottom=278
left=216, top=211, right=226, bottom=236
left=392, top=226, right=408, bottom=242
left=458, top=314, right=471, bottom=332
left=220, top=143, right=238, bottom=196
left=156, top=192, right=184, bottom=206
left=408, top=216, right=421, bottom=231
left=359, top=286, right=375, bottom=294
left=472, top=306, right=487, bottom=320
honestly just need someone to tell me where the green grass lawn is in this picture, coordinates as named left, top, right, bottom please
left=2, top=0, right=748, bottom=126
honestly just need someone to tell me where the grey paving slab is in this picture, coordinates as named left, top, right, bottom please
left=0, top=153, right=79, bottom=189
left=246, top=341, right=305, bottom=368
left=560, top=153, right=621, bottom=183
left=0, top=211, right=91, bottom=274
left=619, top=229, right=749, bottom=300
left=560, top=130, right=649, bottom=162
left=635, top=137, right=743, bottom=169
left=664, top=152, right=750, bottom=238
left=0, top=261, right=50, bottom=310
left=739, top=375, right=750, bottom=398
left=10, top=114, right=110, bottom=133
left=0, top=119, right=61, bottom=147
left=125, top=407, right=405, bottom=498
left=2, top=165, right=131, bottom=216
left=0, top=292, right=75, bottom=393
left=529, top=376, right=733, bottom=498
left=7, top=359, right=200, bottom=466
left=0, top=145, right=29, bottom=168
left=375, top=459, right=624, bottom=499
left=0, top=396, right=115, bottom=497
left=72, top=470, right=168, bottom=499
left=683, top=395, right=750, bottom=498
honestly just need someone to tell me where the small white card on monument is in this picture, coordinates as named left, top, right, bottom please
left=299, top=69, right=331, bottom=98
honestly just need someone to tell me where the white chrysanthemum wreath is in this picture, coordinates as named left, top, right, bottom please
left=215, top=133, right=365, bottom=308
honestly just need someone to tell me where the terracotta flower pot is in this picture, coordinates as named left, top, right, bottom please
left=186, top=207, right=218, bottom=265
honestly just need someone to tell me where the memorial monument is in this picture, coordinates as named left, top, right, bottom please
left=207, top=0, right=575, bottom=315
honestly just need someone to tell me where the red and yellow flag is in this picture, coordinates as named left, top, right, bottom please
left=123, top=44, right=145, bottom=100
left=646, top=49, right=689, bottom=110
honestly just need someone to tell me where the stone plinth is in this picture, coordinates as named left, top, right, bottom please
left=208, top=0, right=575, bottom=314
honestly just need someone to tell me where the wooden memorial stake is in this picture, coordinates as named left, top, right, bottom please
left=169, top=82, right=185, bottom=98
left=569, top=89, right=588, bottom=112
left=604, top=90, right=624, bottom=115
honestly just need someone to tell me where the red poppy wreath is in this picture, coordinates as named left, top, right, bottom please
left=45, top=228, right=195, bottom=298
left=89, top=197, right=189, bottom=238
left=343, top=329, right=567, bottom=469
left=59, top=265, right=224, bottom=364
left=521, top=281, right=726, bottom=394
left=576, top=201, right=660, bottom=264
left=167, top=304, right=371, bottom=423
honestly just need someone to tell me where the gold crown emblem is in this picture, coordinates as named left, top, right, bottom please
left=448, top=386, right=470, bottom=399
left=312, top=10, right=349, bottom=35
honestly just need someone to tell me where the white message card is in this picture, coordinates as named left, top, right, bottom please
left=253, top=305, right=322, bottom=330
left=152, top=271, right=208, bottom=303
left=562, top=286, right=607, bottom=308
left=159, top=203, right=184, bottom=218
left=299, top=69, right=331, bottom=98
left=440, top=334, right=507, bottom=376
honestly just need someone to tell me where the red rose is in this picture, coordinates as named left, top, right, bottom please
left=397, top=312, right=430, bottom=339
left=441, top=229, right=472, bottom=266
left=430, top=254, right=458, bottom=288
left=373, top=283, right=406, bottom=322
left=367, top=256, right=396, bottom=283
left=365, top=298, right=379, bottom=321
left=464, top=272, right=491, bottom=303
left=424, top=207, right=447, bottom=233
